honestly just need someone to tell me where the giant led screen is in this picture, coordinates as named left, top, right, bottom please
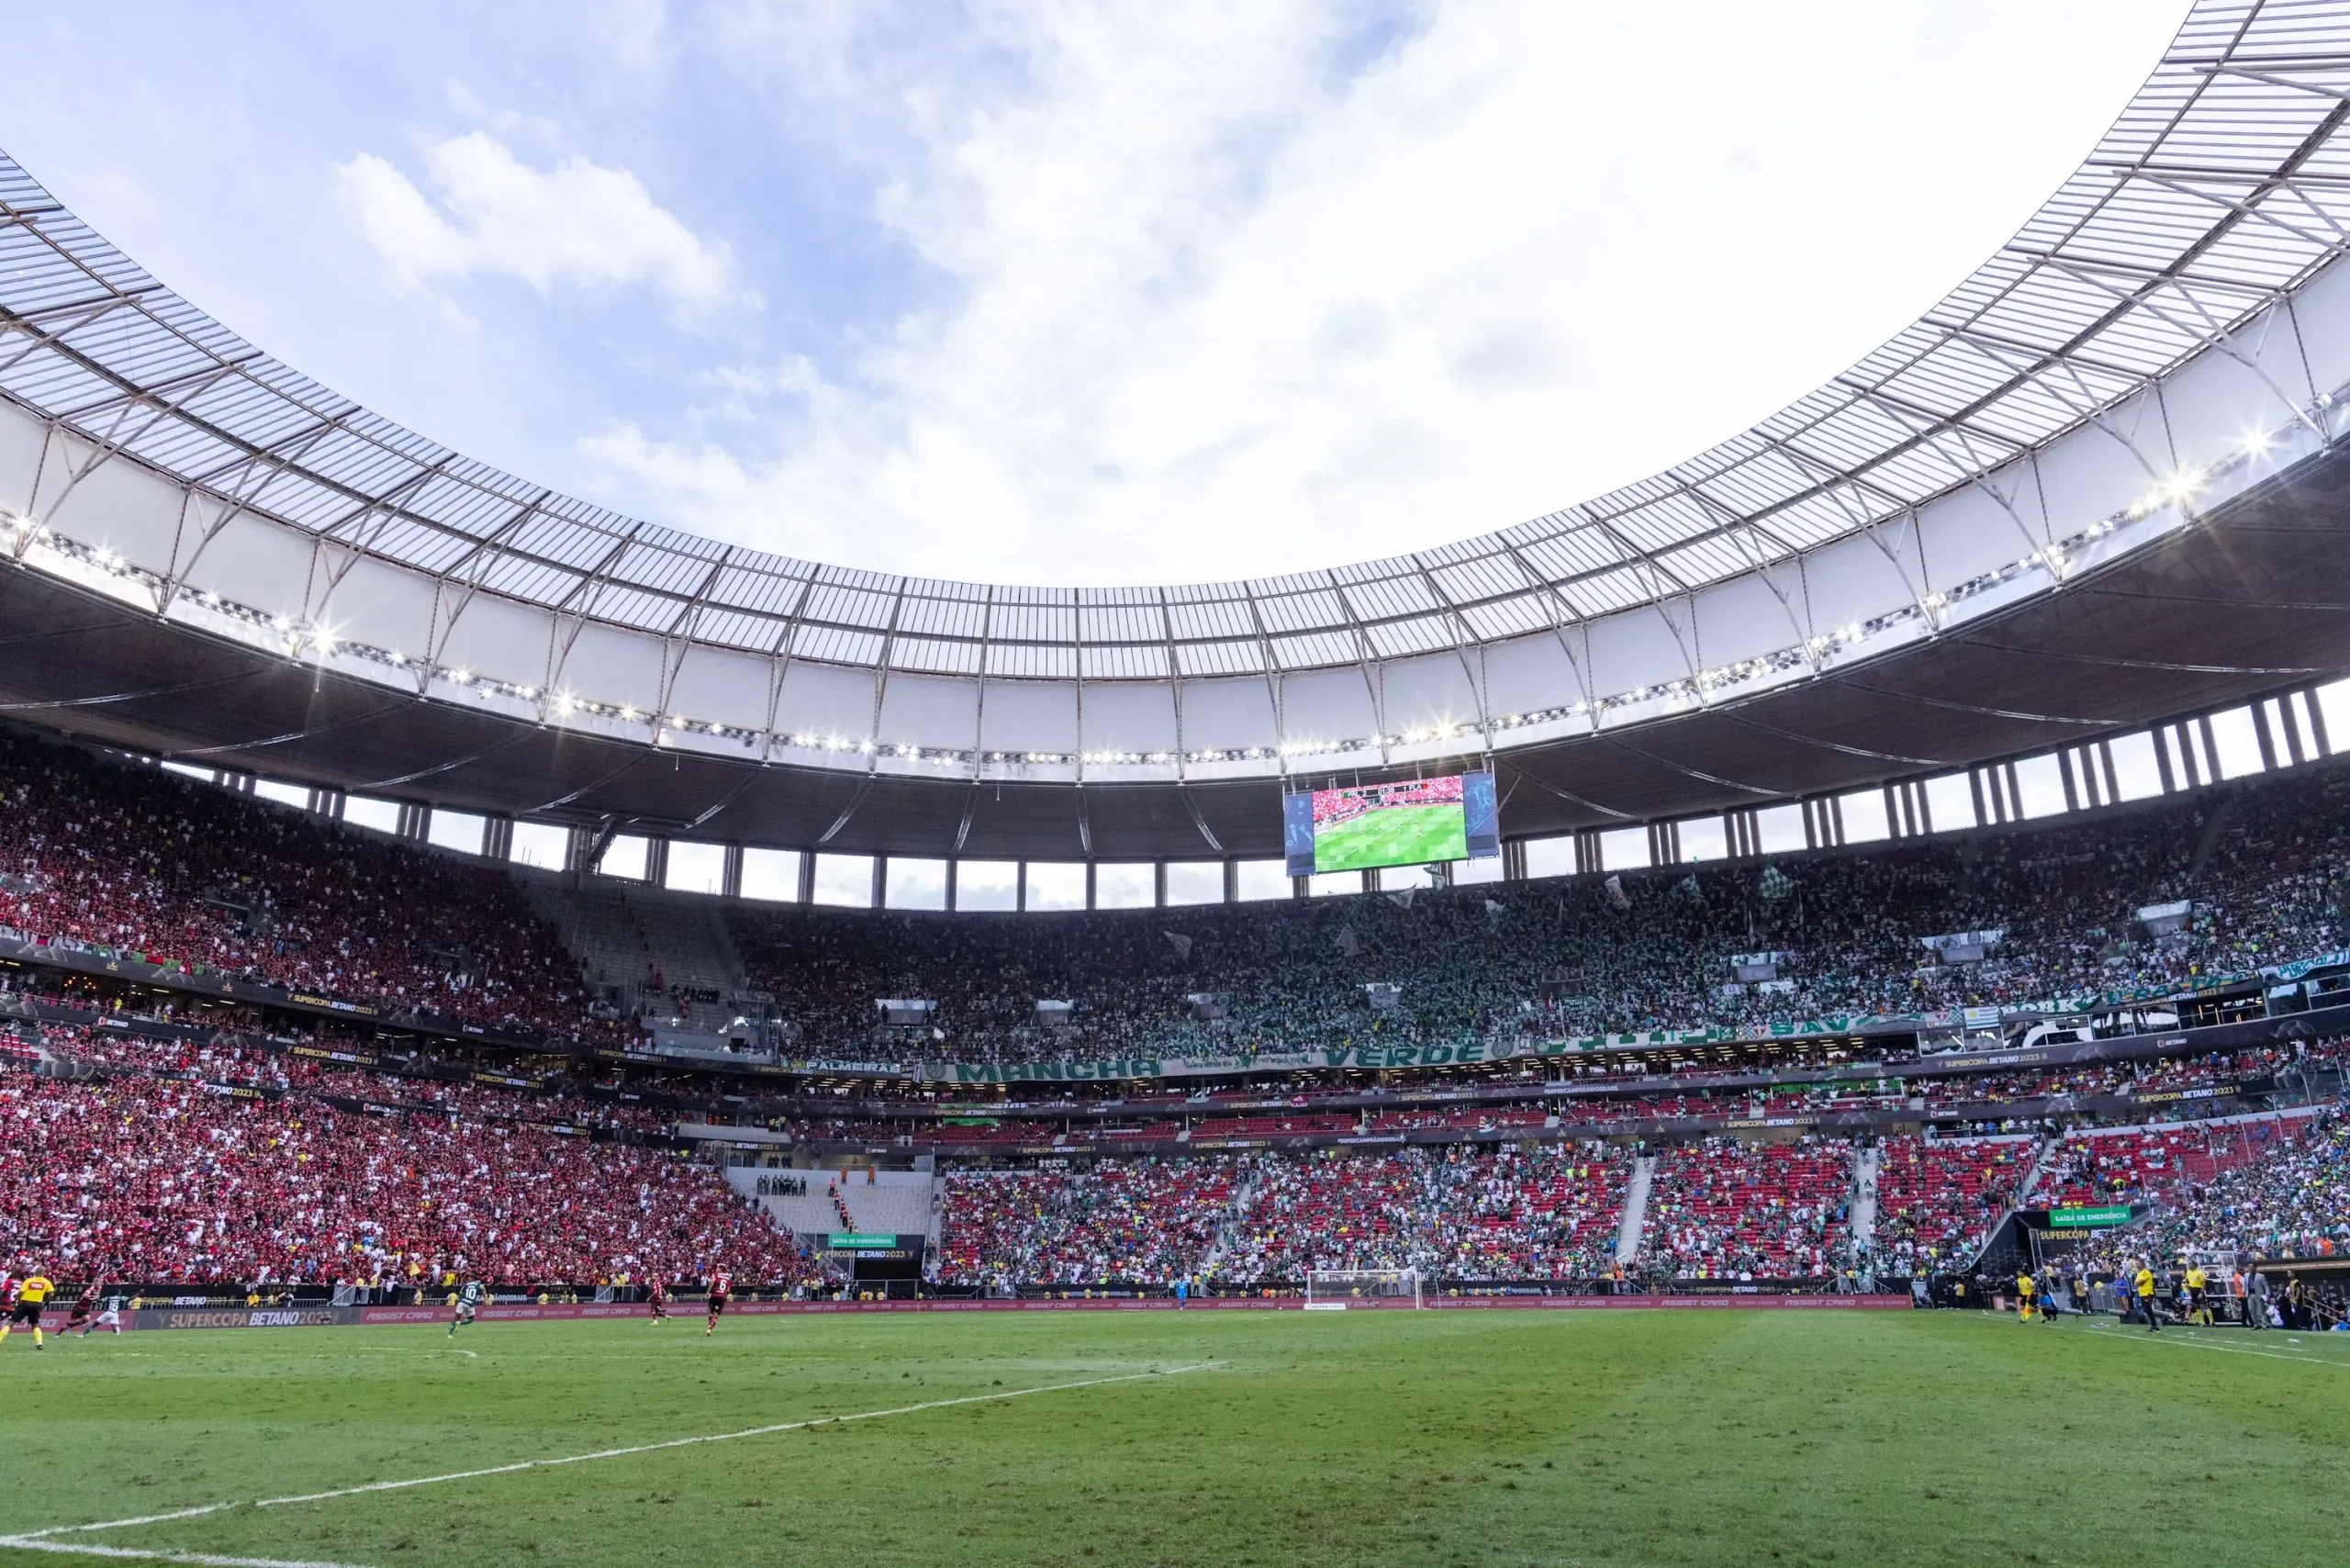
left=1282, top=770, right=1499, bottom=877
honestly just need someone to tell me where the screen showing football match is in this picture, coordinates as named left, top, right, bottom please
left=1283, top=770, right=1499, bottom=877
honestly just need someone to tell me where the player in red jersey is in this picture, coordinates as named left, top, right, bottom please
left=647, top=1277, right=669, bottom=1325
left=705, top=1269, right=731, bottom=1337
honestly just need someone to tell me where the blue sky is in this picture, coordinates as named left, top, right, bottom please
left=0, top=1, right=2187, bottom=585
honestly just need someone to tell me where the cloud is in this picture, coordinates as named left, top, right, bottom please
left=338, top=131, right=744, bottom=318
left=580, top=0, right=2187, bottom=586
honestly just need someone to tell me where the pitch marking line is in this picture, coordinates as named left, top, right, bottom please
left=9, top=1362, right=1220, bottom=1555
left=0, top=1541, right=367, bottom=1568
left=2078, top=1320, right=2350, bottom=1367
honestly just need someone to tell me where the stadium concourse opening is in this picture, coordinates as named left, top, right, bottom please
left=5, top=1, right=2350, bottom=1562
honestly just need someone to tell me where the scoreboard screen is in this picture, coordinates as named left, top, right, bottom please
left=1283, top=770, right=1498, bottom=877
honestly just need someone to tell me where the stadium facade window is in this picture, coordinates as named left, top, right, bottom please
left=1095, top=863, right=1154, bottom=909
left=885, top=857, right=947, bottom=910
left=2208, top=705, right=2266, bottom=779
left=509, top=821, right=570, bottom=869
left=1233, top=859, right=1292, bottom=902
left=2013, top=755, right=2067, bottom=819
left=253, top=779, right=308, bottom=810
left=1837, top=789, right=1890, bottom=845
left=738, top=846, right=800, bottom=902
left=1676, top=815, right=1729, bottom=862
left=666, top=840, right=727, bottom=896
left=1522, top=836, right=1575, bottom=879
left=956, top=859, right=1018, bottom=911
left=1597, top=825, right=1649, bottom=871
left=598, top=834, right=650, bottom=880
left=2314, top=678, right=2350, bottom=755
left=1451, top=854, right=1505, bottom=884
left=811, top=853, right=873, bottom=907
left=342, top=795, right=401, bottom=834
left=1753, top=804, right=1806, bottom=854
left=1027, top=861, right=1086, bottom=911
left=427, top=809, right=486, bottom=857
left=1921, top=774, right=1975, bottom=833
left=2108, top=732, right=2164, bottom=801
left=1163, top=861, right=1224, bottom=905
left=1308, top=870, right=1360, bottom=898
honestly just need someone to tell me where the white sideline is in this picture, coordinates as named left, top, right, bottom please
left=0, top=1541, right=367, bottom=1568
left=7, top=1363, right=1217, bottom=1554
left=2079, top=1320, right=2350, bottom=1367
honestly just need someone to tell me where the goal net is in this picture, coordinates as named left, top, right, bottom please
left=1304, top=1268, right=1424, bottom=1310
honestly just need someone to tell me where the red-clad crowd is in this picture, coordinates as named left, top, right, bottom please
left=0, top=1071, right=814, bottom=1287
left=1637, top=1137, right=1854, bottom=1280
left=1870, top=1135, right=2031, bottom=1270
left=0, top=732, right=608, bottom=1038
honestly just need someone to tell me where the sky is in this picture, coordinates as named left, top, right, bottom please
left=0, top=0, right=2190, bottom=588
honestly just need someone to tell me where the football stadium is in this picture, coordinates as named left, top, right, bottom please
left=3, top=3, right=2350, bottom=1564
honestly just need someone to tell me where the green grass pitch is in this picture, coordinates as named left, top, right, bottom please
left=1314, top=802, right=1467, bottom=874
left=2, top=1311, right=2344, bottom=1568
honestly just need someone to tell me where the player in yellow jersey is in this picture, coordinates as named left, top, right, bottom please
left=2015, top=1269, right=2035, bottom=1323
left=0, top=1268, right=54, bottom=1348
left=2182, top=1263, right=2209, bottom=1326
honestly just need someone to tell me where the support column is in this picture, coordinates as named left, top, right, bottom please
left=722, top=843, right=744, bottom=899
left=1223, top=858, right=1238, bottom=903
left=644, top=836, right=671, bottom=889
left=945, top=858, right=959, bottom=913
left=796, top=850, right=816, bottom=904
left=1154, top=860, right=1168, bottom=908
left=1017, top=860, right=1030, bottom=913
left=483, top=814, right=515, bottom=862
left=871, top=856, right=888, bottom=909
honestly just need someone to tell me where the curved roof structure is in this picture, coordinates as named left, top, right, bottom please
left=8, top=0, right=2350, bottom=864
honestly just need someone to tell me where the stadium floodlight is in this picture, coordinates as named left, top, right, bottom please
left=1304, top=1268, right=1423, bottom=1310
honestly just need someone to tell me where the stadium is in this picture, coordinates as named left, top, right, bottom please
left=1, top=3, right=2347, bottom=1564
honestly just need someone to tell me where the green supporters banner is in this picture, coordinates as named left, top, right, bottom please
left=2049, top=1204, right=2134, bottom=1229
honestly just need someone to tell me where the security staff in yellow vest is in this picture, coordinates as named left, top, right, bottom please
left=2133, top=1263, right=2160, bottom=1332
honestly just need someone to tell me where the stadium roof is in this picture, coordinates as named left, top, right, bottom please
left=7, top=0, right=2350, bottom=858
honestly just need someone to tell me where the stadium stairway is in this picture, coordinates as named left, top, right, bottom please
left=832, top=1170, right=939, bottom=1239
left=1850, top=1143, right=1881, bottom=1251
left=1200, top=1170, right=1262, bottom=1277
left=1615, top=1155, right=1656, bottom=1264
left=722, top=1171, right=847, bottom=1238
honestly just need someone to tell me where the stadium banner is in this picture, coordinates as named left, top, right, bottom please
left=909, top=1024, right=1915, bottom=1085
left=2048, top=1204, right=2134, bottom=1229
left=91, top=1294, right=1927, bottom=1332
left=129, top=1305, right=363, bottom=1331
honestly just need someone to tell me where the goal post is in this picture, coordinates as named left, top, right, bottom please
left=1304, top=1268, right=1424, bottom=1310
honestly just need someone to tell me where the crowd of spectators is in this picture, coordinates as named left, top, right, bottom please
left=1217, top=1144, right=1628, bottom=1283
left=1636, top=1137, right=1855, bottom=1280
left=2027, top=1121, right=2275, bottom=1208
left=0, top=732, right=611, bottom=1039
left=937, top=1158, right=1244, bottom=1288
left=9, top=721, right=2350, bottom=1075
left=731, top=764, right=2350, bottom=1064
left=0, top=1070, right=815, bottom=1287
left=1868, top=1135, right=2031, bottom=1273
left=2124, top=1108, right=2349, bottom=1262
